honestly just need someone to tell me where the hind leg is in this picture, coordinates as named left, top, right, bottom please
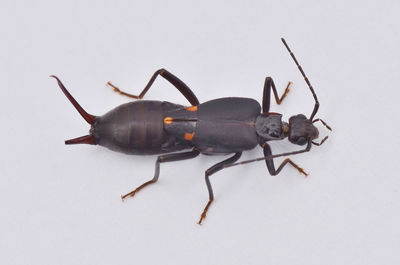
left=121, top=149, right=200, bottom=200
left=108, top=68, right=200, bottom=106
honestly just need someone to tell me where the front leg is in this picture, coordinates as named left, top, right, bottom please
left=262, top=77, right=292, bottom=113
left=263, top=143, right=308, bottom=176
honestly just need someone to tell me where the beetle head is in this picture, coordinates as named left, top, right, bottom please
left=288, top=114, right=319, bottom=145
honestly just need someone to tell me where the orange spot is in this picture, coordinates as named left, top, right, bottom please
left=184, top=132, right=195, bottom=140
left=164, top=117, right=173, bottom=124
left=186, top=106, right=198, bottom=112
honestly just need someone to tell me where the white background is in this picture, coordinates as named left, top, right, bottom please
left=1, top=0, right=399, bottom=264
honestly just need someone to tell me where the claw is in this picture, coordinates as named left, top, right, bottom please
left=298, top=168, right=309, bottom=177
left=121, top=191, right=136, bottom=201
left=107, top=81, right=121, bottom=93
left=198, top=200, right=213, bottom=225
left=197, top=212, right=208, bottom=225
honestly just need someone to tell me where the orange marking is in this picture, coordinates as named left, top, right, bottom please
left=184, top=132, right=195, bottom=141
left=164, top=117, right=173, bottom=124
left=186, top=106, right=198, bottom=112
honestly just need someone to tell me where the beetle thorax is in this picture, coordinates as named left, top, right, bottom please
left=255, top=114, right=288, bottom=144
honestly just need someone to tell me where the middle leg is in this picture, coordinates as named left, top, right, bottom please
left=198, top=152, right=242, bottom=225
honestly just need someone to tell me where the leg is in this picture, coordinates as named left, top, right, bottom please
left=262, top=77, right=292, bottom=113
left=312, top=118, right=332, bottom=131
left=312, top=136, right=329, bottom=146
left=107, top=68, right=200, bottom=106
left=312, top=119, right=331, bottom=146
left=263, top=143, right=308, bottom=176
left=121, top=149, right=200, bottom=200
left=198, top=152, right=242, bottom=225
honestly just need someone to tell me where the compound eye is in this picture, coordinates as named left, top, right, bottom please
left=296, top=137, right=307, bottom=145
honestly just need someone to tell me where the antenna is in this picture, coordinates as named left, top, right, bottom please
left=281, top=38, right=319, bottom=120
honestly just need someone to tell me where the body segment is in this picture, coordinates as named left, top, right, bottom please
left=165, top=97, right=261, bottom=154
left=92, top=100, right=192, bottom=155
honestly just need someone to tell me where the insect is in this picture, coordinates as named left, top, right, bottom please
left=52, top=38, right=331, bottom=224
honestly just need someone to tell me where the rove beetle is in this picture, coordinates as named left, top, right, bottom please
left=52, top=38, right=331, bottom=224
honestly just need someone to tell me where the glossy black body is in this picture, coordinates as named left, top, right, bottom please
left=91, top=97, right=287, bottom=156
left=54, top=38, right=329, bottom=224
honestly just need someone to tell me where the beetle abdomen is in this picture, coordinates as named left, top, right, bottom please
left=94, top=101, right=191, bottom=155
